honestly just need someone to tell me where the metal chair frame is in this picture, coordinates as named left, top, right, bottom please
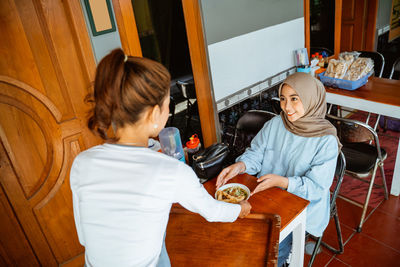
left=326, top=114, right=388, bottom=232
left=358, top=51, right=385, bottom=130
left=308, top=151, right=346, bottom=267
left=389, top=56, right=400, bottom=79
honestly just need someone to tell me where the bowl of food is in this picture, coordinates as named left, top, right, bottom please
left=215, top=183, right=250, bottom=204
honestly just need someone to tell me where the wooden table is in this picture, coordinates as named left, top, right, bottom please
left=325, top=77, right=400, bottom=196
left=203, top=173, right=309, bottom=266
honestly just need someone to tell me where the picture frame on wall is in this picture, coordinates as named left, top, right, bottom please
left=83, top=0, right=116, bottom=36
left=390, top=0, right=400, bottom=41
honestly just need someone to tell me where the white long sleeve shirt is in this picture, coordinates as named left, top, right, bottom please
left=237, top=116, right=338, bottom=237
left=70, top=144, right=240, bottom=267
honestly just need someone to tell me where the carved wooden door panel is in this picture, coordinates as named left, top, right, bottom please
left=0, top=0, right=100, bottom=266
left=340, top=0, right=367, bottom=51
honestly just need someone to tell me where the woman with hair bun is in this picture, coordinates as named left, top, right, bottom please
left=70, top=49, right=251, bottom=267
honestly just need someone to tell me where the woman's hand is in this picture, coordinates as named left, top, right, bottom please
left=251, top=174, right=288, bottom=195
left=238, top=200, right=252, bottom=218
left=216, top=161, right=246, bottom=189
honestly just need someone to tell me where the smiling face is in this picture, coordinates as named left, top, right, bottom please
left=279, top=84, right=305, bottom=122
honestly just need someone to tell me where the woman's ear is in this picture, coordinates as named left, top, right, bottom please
left=149, top=104, right=161, bottom=124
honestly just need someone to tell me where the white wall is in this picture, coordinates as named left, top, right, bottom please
left=208, top=17, right=304, bottom=103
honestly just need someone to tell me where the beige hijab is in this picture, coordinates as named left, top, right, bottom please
left=278, top=72, right=342, bottom=150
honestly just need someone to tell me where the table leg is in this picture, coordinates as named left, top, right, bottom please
left=279, top=209, right=307, bottom=267
left=289, top=210, right=306, bottom=267
left=390, top=137, right=400, bottom=196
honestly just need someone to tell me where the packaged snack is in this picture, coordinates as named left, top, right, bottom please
left=339, top=51, right=361, bottom=64
left=343, top=57, right=374, bottom=81
left=325, top=59, right=351, bottom=79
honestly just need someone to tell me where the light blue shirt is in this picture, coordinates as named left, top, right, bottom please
left=237, top=116, right=338, bottom=237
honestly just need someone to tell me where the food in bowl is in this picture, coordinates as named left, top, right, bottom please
left=215, top=183, right=250, bottom=204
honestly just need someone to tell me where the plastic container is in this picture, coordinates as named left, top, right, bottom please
left=186, top=134, right=201, bottom=166
left=318, top=71, right=371, bottom=90
left=318, top=55, right=324, bottom=67
left=297, top=66, right=311, bottom=73
left=148, top=138, right=161, bottom=152
left=158, top=127, right=185, bottom=162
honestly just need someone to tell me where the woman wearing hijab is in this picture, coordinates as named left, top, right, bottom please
left=216, top=72, right=341, bottom=266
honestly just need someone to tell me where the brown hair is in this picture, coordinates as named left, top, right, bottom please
left=87, top=48, right=171, bottom=141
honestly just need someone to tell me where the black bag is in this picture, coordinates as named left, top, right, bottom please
left=192, top=143, right=229, bottom=183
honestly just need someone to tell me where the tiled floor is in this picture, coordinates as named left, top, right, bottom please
left=304, top=196, right=400, bottom=266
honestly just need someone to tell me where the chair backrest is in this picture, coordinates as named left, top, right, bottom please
left=326, top=114, right=384, bottom=160
left=357, top=51, right=385, bottom=78
left=389, top=57, right=400, bottom=80
left=236, top=110, right=277, bottom=133
left=233, top=110, right=276, bottom=156
left=166, top=210, right=280, bottom=267
left=268, top=96, right=282, bottom=115
left=331, top=151, right=346, bottom=212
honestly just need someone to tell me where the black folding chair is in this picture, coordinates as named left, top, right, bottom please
left=231, top=110, right=276, bottom=158
left=308, top=151, right=346, bottom=266
left=357, top=51, right=385, bottom=129
left=326, top=114, right=388, bottom=232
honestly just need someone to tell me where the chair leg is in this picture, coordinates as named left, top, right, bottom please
left=357, top=162, right=379, bottom=232
left=379, top=162, right=389, bottom=200
left=327, top=104, right=333, bottom=114
left=365, top=112, right=371, bottom=125
left=308, top=237, right=322, bottom=267
left=374, top=115, right=381, bottom=131
left=324, top=211, right=344, bottom=254
left=308, top=205, right=344, bottom=266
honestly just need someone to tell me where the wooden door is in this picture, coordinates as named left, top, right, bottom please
left=340, top=0, right=378, bottom=51
left=0, top=0, right=100, bottom=266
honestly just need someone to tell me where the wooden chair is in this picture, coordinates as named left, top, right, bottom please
left=166, top=209, right=280, bottom=267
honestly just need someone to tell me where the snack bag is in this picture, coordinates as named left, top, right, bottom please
left=325, top=59, right=351, bottom=79
left=339, top=51, right=361, bottom=64
left=343, top=57, right=374, bottom=81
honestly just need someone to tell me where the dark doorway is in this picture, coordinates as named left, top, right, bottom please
left=131, top=0, right=202, bottom=143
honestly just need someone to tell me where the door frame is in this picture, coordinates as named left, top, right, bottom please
left=304, top=0, right=343, bottom=58
left=112, top=0, right=218, bottom=147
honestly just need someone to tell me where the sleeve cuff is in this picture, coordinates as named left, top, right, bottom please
left=287, top=176, right=298, bottom=193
